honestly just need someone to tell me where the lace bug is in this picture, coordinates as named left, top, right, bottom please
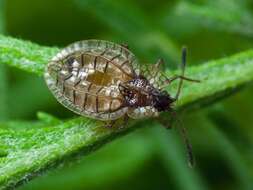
left=44, top=40, right=199, bottom=167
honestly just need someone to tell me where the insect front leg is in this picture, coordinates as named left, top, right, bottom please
left=103, top=115, right=129, bottom=129
left=104, top=120, right=117, bottom=128
left=123, top=114, right=129, bottom=126
left=121, top=43, right=129, bottom=50
left=117, top=114, right=130, bottom=129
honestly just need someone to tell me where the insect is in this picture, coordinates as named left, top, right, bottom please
left=44, top=40, right=199, bottom=166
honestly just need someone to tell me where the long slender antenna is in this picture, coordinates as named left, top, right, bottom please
left=178, top=123, right=194, bottom=168
left=172, top=111, right=194, bottom=168
left=175, top=47, right=187, bottom=100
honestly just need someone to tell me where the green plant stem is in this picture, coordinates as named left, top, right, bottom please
left=168, top=1, right=253, bottom=37
left=150, top=126, right=207, bottom=190
left=201, top=115, right=253, bottom=190
left=0, top=0, right=7, bottom=120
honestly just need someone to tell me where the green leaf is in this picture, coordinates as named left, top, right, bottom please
left=18, top=128, right=155, bottom=190
left=0, top=35, right=253, bottom=189
left=193, top=113, right=253, bottom=190
left=150, top=126, right=208, bottom=190
left=0, top=35, right=58, bottom=76
left=0, top=64, right=7, bottom=121
left=0, top=0, right=7, bottom=120
left=168, top=1, right=253, bottom=37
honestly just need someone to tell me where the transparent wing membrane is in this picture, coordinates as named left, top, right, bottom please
left=45, top=40, right=140, bottom=121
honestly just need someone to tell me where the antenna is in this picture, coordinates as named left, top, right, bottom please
left=170, top=111, right=194, bottom=168
left=159, top=47, right=199, bottom=90
left=178, top=123, right=194, bottom=168
left=175, top=47, right=187, bottom=100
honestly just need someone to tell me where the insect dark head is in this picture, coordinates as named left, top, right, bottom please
left=152, top=90, right=175, bottom=112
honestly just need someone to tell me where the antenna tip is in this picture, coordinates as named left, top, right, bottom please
left=182, top=46, right=187, bottom=54
left=188, top=158, right=195, bottom=168
left=188, top=163, right=194, bottom=168
left=181, top=46, right=187, bottom=68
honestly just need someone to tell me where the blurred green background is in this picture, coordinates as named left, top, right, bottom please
left=1, top=0, right=253, bottom=189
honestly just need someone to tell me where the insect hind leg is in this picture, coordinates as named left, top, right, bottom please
left=103, top=115, right=129, bottom=129
left=104, top=120, right=117, bottom=128
left=121, top=43, right=129, bottom=50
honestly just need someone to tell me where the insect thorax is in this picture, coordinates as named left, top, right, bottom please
left=119, top=76, right=175, bottom=113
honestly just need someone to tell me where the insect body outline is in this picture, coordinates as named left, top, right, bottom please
left=45, top=40, right=197, bottom=122
left=45, top=40, right=199, bottom=167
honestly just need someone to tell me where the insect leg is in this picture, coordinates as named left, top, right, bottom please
left=175, top=47, right=189, bottom=100
left=112, top=115, right=130, bottom=129
left=121, top=43, right=129, bottom=50
left=104, top=120, right=117, bottom=128
left=162, top=75, right=200, bottom=86
left=160, top=48, right=200, bottom=98
left=154, top=58, right=164, bottom=69
left=144, top=58, right=164, bottom=86
left=103, top=115, right=129, bottom=129
left=122, top=114, right=129, bottom=127
left=152, top=58, right=164, bottom=79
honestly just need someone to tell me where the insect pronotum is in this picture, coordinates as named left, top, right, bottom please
left=44, top=40, right=199, bottom=167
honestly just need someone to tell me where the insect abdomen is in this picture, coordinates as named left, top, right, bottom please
left=45, top=40, right=138, bottom=120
